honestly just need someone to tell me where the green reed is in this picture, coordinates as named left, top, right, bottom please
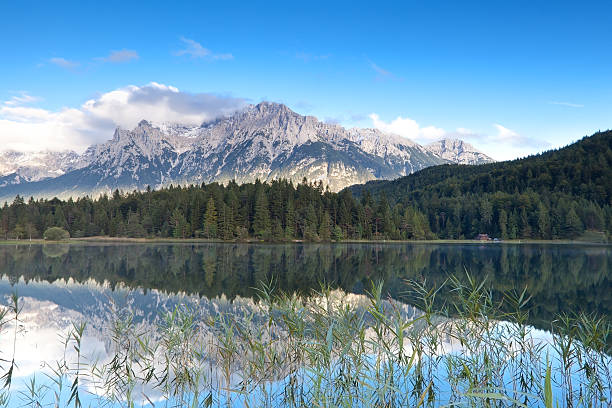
left=0, top=274, right=610, bottom=408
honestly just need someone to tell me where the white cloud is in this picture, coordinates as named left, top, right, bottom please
left=549, top=101, right=584, bottom=108
left=369, top=61, right=391, bottom=78
left=366, top=58, right=402, bottom=81
left=295, top=52, right=330, bottom=62
left=0, top=83, right=246, bottom=153
left=456, top=127, right=474, bottom=135
left=3, top=92, right=39, bottom=106
left=99, top=49, right=139, bottom=63
left=369, top=113, right=552, bottom=161
left=493, top=124, right=520, bottom=142
left=421, top=125, right=447, bottom=140
left=492, top=124, right=547, bottom=148
left=49, top=57, right=79, bottom=69
left=369, top=113, right=445, bottom=141
left=175, top=37, right=233, bottom=60
left=455, top=124, right=550, bottom=161
left=176, top=37, right=209, bottom=57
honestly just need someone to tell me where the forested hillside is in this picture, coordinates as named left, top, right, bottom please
left=351, top=130, right=612, bottom=240
left=0, top=131, right=610, bottom=242
left=0, top=179, right=388, bottom=242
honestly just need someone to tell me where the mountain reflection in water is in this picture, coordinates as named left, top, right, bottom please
left=0, top=242, right=610, bottom=331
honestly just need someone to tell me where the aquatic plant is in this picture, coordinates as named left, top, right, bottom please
left=0, top=275, right=610, bottom=407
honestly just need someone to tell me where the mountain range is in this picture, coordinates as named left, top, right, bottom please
left=0, top=150, right=84, bottom=187
left=348, top=130, right=611, bottom=240
left=0, top=102, right=493, bottom=201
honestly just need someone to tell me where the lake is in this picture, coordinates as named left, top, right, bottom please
left=0, top=242, right=610, bottom=407
left=0, top=242, right=610, bottom=329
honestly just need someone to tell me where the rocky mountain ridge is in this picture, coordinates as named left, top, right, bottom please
left=0, top=102, right=493, bottom=200
left=0, top=150, right=85, bottom=188
left=425, top=138, right=493, bottom=165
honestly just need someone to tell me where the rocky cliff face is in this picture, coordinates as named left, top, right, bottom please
left=170, top=102, right=448, bottom=191
left=0, top=103, right=493, bottom=201
left=0, top=150, right=83, bottom=187
left=424, top=138, right=494, bottom=165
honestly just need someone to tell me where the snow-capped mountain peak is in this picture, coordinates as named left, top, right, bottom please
left=0, top=103, right=494, bottom=200
left=0, top=150, right=84, bottom=188
left=425, top=138, right=494, bottom=165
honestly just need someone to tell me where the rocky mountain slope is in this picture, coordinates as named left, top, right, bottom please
left=0, top=102, right=493, bottom=201
left=425, top=138, right=494, bottom=165
left=0, top=150, right=84, bottom=187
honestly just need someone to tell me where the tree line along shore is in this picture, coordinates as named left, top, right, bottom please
left=0, top=177, right=609, bottom=243
left=1, top=130, right=610, bottom=243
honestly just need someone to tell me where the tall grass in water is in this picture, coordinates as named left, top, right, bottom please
left=0, top=275, right=610, bottom=408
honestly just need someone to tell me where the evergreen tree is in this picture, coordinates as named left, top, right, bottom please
left=498, top=209, right=508, bottom=239
left=54, top=206, right=68, bottom=229
left=508, top=212, right=519, bottom=239
left=303, top=203, right=318, bottom=241
left=563, top=208, right=583, bottom=238
left=376, top=196, right=394, bottom=238
left=480, top=198, right=493, bottom=230
left=338, top=200, right=351, bottom=238
left=519, top=208, right=532, bottom=238
left=171, top=209, right=190, bottom=239
left=284, top=198, right=295, bottom=239
left=332, top=225, right=344, bottom=241
left=127, top=211, right=145, bottom=237
left=253, top=189, right=271, bottom=239
left=203, top=197, right=218, bottom=238
left=271, top=219, right=284, bottom=242
left=219, top=203, right=235, bottom=240
left=1, top=130, right=609, bottom=246
left=319, top=211, right=331, bottom=241
left=537, top=202, right=550, bottom=239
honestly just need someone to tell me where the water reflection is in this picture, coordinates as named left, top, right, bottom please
left=0, top=243, right=610, bottom=330
left=0, top=243, right=610, bottom=406
left=0, top=280, right=269, bottom=402
left=0, top=279, right=423, bottom=405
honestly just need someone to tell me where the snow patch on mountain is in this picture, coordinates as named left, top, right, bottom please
left=0, top=150, right=84, bottom=186
left=425, top=138, right=494, bottom=165
left=0, top=103, right=495, bottom=201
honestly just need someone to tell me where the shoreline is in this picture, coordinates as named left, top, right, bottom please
left=0, top=236, right=608, bottom=246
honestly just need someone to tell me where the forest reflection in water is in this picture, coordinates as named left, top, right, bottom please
left=0, top=242, right=609, bottom=330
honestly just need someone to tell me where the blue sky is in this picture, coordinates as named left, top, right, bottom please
left=0, top=0, right=610, bottom=159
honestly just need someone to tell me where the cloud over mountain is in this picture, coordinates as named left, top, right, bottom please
left=368, top=113, right=550, bottom=161
left=0, top=83, right=247, bottom=153
left=369, top=113, right=445, bottom=141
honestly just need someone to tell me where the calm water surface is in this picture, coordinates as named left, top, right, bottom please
left=0, top=242, right=610, bottom=403
left=0, top=242, right=609, bottom=329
